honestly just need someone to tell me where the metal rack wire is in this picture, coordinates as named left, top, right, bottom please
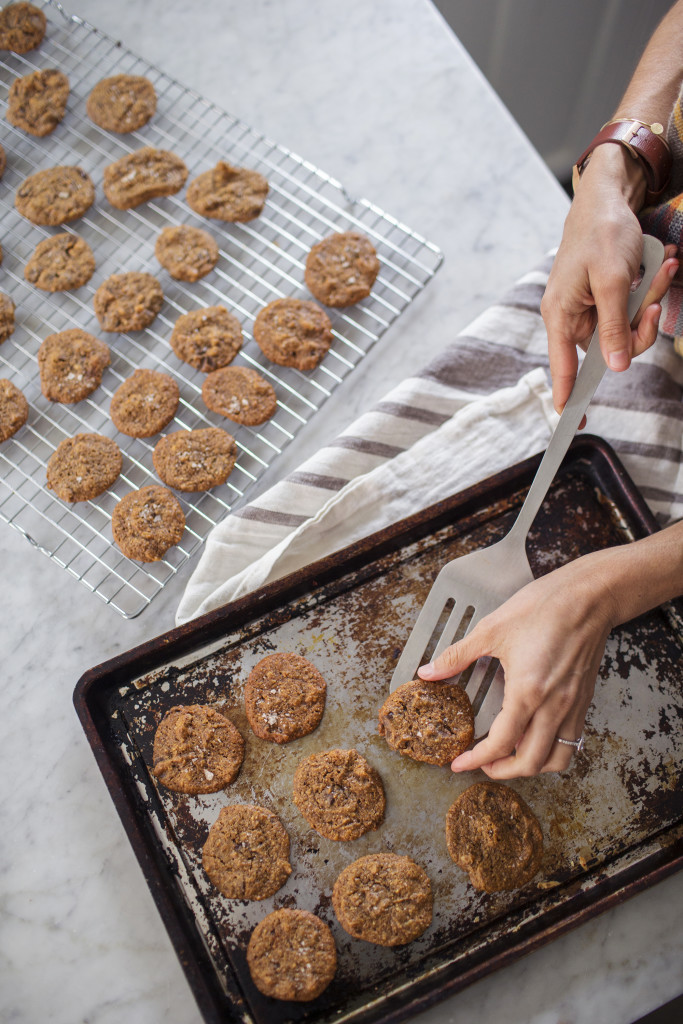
left=0, top=0, right=443, bottom=618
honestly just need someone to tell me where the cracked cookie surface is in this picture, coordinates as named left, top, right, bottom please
left=244, top=652, right=327, bottom=744
left=378, top=679, right=474, bottom=766
left=202, top=803, right=291, bottom=900
left=153, top=704, right=244, bottom=794
left=332, top=853, right=432, bottom=946
left=293, top=748, right=385, bottom=841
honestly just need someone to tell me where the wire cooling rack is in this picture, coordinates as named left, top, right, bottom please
left=0, top=0, right=443, bottom=618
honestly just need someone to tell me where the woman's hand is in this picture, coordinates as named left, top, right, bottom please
left=417, top=553, right=618, bottom=777
left=541, top=144, right=678, bottom=418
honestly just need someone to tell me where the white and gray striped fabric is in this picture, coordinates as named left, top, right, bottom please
left=176, top=252, right=683, bottom=625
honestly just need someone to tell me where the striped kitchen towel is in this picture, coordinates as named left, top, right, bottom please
left=176, top=253, right=683, bottom=625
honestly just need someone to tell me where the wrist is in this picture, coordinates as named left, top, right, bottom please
left=575, top=143, right=647, bottom=211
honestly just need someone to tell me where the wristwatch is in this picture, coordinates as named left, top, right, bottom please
left=572, top=118, right=672, bottom=206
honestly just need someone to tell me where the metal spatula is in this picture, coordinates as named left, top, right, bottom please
left=389, top=234, right=664, bottom=739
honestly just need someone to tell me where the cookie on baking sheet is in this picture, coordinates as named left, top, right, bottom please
left=7, top=68, right=69, bottom=137
left=170, top=305, right=242, bottom=372
left=186, top=160, right=268, bottom=222
left=93, top=271, right=163, bottom=332
left=38, top=329, right=110, bottom=403
left=110, top=368, right=179, bottom=438
left=46, top=432, right=122, bottom=502
left=201, top=366, right=276, bottom=426
left=24, top=233, right=95, bottom=292
left=153, top=426, right=237, bottom=492
left=332, top=853, right=433, bottom=946
left=253, top=297, right=332, bottom=371
left=0, top=2, right=46, bottom=53
left=0, top=378, right=28, bottom=442
left=152, top=704, right=245, bottom=795
left=111, top=484, right=185, bottom=562
left=445, top=781, right=544, bottom=893
left=154, top=224, right=219, bottom=282
left=378, top=679, right=474, bottom=766
left=244, top=652, right=327, bottom=744
left=86, top=73, right=156, bottom=133
left=293, top=748, right=385, bottom=842
left=305, top=231, right=380, bottom=307
left=202, top=804, right=291, bottom=900
left=0, top=292, right=16, bottom=343
left=15, top=166, right=95, bottom=226
left=247, top=909, right=337, bottom=1002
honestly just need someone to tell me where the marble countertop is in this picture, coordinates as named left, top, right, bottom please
left=1, top=1, right=681, bottom=1023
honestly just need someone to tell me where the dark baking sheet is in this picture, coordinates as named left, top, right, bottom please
left=74, top=435, right=683, bottom=1024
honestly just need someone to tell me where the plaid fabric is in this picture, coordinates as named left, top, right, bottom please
left=639, top=93, right=683, bottom=339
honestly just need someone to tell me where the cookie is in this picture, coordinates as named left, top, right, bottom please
left=0, top=292, right=16, bottom=343
left=305, top=231, right=380, bottom=307
left=24, top=233, right=95, bottom=291
left=37, top=329, right=110, bottom=403
left=111, top=484, right=185, bottom=562
left=202, top=804, right=291, bottom=900
left=293, top=748, right=385, bottom=841
left=110, top=368, right=179, bottom=438
left=201, top=366, right=276, bottom=426
left=378, top=679, right=474, bottom=766
left=46, top=433, right=122, bottom=502
left=152, top=427, right=237, bottom=492
left=247, top=909, right=337, bottom=1002
left=332, top=853, right=433, bottom=946
left=7, top=68, right=69, bottom=137
left=170, top=305, right=242, bottom=372
left=15, top=166, right=95, bottom=226
left=0, top=378, right=28, bottom=442
left=186, top=161, right=268, bottom=222
left=0, top=2, right=46, bottom=53
left=86, top=74, right=157, bottom=133
left=253, top=297, right=332, bottom=371
left=445, top=781, right=544, bottom=893
left=244, top=652, right=327, bottom=744
left=152, top=704, right=245, bottom=794
left=93, top=271, right=163, bottom=332
left=103, top=147, right=188, bottom=210
left=154, top=224, right=219, bottom=282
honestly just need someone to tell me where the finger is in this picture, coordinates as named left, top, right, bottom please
left=548, top=336, right=580, bottom=414
left=540, top=701, right=591, bottom=773
left=451, top=698, right=531, bottom=773
left=593, top=273, right=634, bottom=372
left=417, top=627, right=487, bottom=681
left=631, top=302, right=661, bottom=359
left=479, top=704, right=563, bottom=779
left=631, top=257, right=679, bottom=327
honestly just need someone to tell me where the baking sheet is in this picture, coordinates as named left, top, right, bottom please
left=0, top=0, right=442, bottom=618
left=74, top=438, right=683, bottom=1024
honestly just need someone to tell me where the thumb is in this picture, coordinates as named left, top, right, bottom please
left=596, top=286, right=632, bottom=372
left=417, top=629, right=485, bottom=681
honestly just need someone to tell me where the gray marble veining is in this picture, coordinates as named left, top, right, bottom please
left=1, top=2, right=680, bottom=1023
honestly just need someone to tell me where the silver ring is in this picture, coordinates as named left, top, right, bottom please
left=556, top=735, right=585, bottom=753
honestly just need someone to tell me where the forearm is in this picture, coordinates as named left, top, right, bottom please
left=614, top=0, right=683, bottom=126
left=584, top=519, right=683, bottom=626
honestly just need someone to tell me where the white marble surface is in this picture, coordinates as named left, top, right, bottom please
left=1, top=1, right=681, bottom=1023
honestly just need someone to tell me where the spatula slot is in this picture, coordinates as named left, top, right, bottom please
left=470, top=657, right=501, bottom=716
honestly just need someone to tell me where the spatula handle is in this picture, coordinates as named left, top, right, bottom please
left=509, top=234, right=665, bottom=542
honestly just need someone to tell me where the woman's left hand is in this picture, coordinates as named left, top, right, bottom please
left=417, top=553, right=617, bottom=777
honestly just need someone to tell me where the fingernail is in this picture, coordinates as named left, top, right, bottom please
left=608, top=350, right=630, bottom=371
left=669, top=261, right=679, bottom=280
left=417, top=662, right=434, bottom=677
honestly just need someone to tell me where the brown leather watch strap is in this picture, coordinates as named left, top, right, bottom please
left=573, top=118, right=672, bottom=205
